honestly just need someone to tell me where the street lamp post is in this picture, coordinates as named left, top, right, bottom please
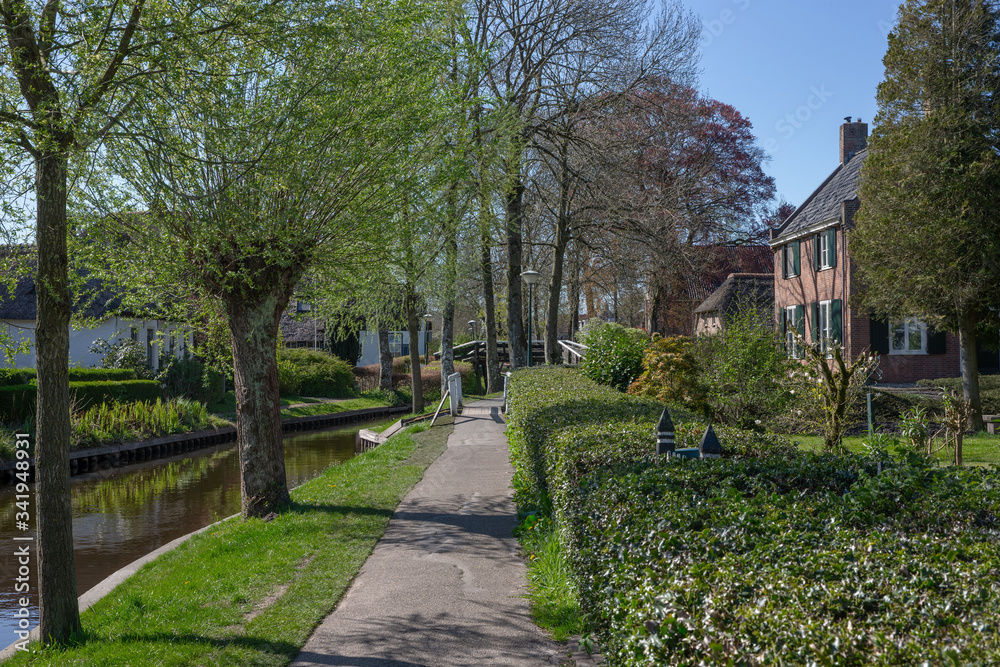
left=520, top=270, right=541, bottom=367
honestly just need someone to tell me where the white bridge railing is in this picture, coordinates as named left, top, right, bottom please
left=558, top=340, right=588, bottom=364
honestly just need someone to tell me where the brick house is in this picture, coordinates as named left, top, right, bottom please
left=768, top=119, right=961, bottom=383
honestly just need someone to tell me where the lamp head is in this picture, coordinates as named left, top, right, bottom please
left=520, top=270, right=541, bottom=285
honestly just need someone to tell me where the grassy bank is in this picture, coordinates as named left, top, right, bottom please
left=5, top=420, right=453, bottom=666
left=793, top=431, right=1000, bottom=465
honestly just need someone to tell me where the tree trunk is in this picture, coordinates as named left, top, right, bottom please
left=567, top=240, right=581, bottom=343
left=224, top=291, right=291, bottom=518
left=34, top=152, right=81, bottom=644
left=378, top=325, right=393, bottom=390
left=440, top=306, right=455, bottom=395
left=545, top=210, right=570, bottom=365
left=959, top=316, right=983, bottom=432
left=481, top=225, right=501, bottom=393
left=647, top=272, right=666, bottom=334
left=406, top=287, right=425, bottom=413
left=440, top=190, right=458, bottom=394
left=506, top=172, right=526, bottom=369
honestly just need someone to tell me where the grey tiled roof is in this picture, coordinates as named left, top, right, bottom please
left=772, top=149, right=867, bottom=240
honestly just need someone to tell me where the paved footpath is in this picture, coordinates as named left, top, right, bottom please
left=290, top=398, right=565, bottom=667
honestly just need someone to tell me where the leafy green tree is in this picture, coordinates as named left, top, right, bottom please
left=89, top=0, right=447, bottom=517
left=0, top=0, right=253, bottom=643
left=853, top=0, right=1000, bottom=430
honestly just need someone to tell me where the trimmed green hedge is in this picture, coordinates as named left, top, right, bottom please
left=508, top=366, right=1000, bottom=664
left=68, top=368, right=138, bottom=382
left=0, top=367, right=138, bottom=387
left=277, top=349, right=355, bottom=398
left=0, top=369, right=35, bottom=387
left=70, top=380, right=162, bottom=410
left=0, top=380, right=163, bottom=423
left=569, top=455, right=1000, bottom=665
left=0, top=384, right=36, bottom=423
left=506, top=367, right=678, bottom=512
left=506, top=367, right=790, bottom=514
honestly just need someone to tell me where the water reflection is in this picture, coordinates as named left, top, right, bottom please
left=0, top=423, right=363, bottom=642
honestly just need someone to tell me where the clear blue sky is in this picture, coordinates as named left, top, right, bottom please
left=693, top=0, right=903, bottom=208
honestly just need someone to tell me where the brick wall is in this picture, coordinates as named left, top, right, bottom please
left=775, top=223, right=961, bottom=383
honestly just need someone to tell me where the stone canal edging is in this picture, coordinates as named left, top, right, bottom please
left=0, top=404, right=411, bottom=485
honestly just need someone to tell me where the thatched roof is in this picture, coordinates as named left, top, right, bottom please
left=694, top=273, right=773, bottom=316
left=280, top=312, right=324, bottom=344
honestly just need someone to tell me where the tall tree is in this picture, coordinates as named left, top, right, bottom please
left=90, top=0, right=446, bottom=514
left=853, top=0, right=1000, bottom=430
left=476, top=0, right=699, bottom=369
left=0, top=0, right=248, bottom=643
left=584, top=82, right=776, bottom=334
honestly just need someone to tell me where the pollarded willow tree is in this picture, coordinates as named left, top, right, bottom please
left=88, top=0, right=449, bottom=517
left=0, top=0, right=255, bottom=643
left=853, top=0, right=1000, bottom=430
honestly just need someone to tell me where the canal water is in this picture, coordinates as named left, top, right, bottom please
left=0, top=421, right=372, bottom=643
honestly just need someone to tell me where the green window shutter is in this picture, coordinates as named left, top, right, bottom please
left=811, top=303, right=819, bottom=344
left=781, top=309, right=787, bottom=337
left=828, top=228, right=837, bottom=268
left=814, top=234, right=821, bottom=269
left=795, top=305, right=805, bottom=338
left=870, top=317, right=890, bottom=355
left=832, top=299, right=842, bottom=344
left=782, top=245, right=788, bottom=279
left=793, top=240, right=801, bottom=276
left=928, top=326, right=946, bottom=354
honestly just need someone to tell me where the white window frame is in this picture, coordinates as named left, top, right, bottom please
left=890, top=317, right=927, bottom=355
left=818, top=300, right=833, bottom=354
left=785, top=306, right=801, bottom=359
left=784, top=244, right=797, bottom=278
left=818, top=233, right=831, bottom=269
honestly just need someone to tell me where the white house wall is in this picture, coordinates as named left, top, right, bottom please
left=1, top=317, right=190, bottom=371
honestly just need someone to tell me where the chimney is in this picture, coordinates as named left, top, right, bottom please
left=840, top=117, right=868, bottom=165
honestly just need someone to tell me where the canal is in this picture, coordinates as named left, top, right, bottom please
left=0, top=420, right=375, bottom=642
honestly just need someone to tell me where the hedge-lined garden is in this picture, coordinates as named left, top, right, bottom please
left=508, top=367, right=1000, bottom=666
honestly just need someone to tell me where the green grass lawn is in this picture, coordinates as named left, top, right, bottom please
left=792, top=431, right=1000, bottom=466
left=7, top=421, right=453, bottom=666
left=206, top=392, right=404, bottom=422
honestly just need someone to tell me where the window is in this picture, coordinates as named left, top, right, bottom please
left=130, top=327, right=138, bottom=341
left=811, top=299, right=842, bottom=353
left=818, top=301, right=833, bottom=353
left=891, top=317, right=926, bottom=354
left=784, top=305, right=804, bottom=358
left=815, top=228, right=837, bottom=270
left=782, top=240, right=801, bottom=278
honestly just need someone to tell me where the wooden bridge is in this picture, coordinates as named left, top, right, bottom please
left=442, top=339, right=586, bottom=375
